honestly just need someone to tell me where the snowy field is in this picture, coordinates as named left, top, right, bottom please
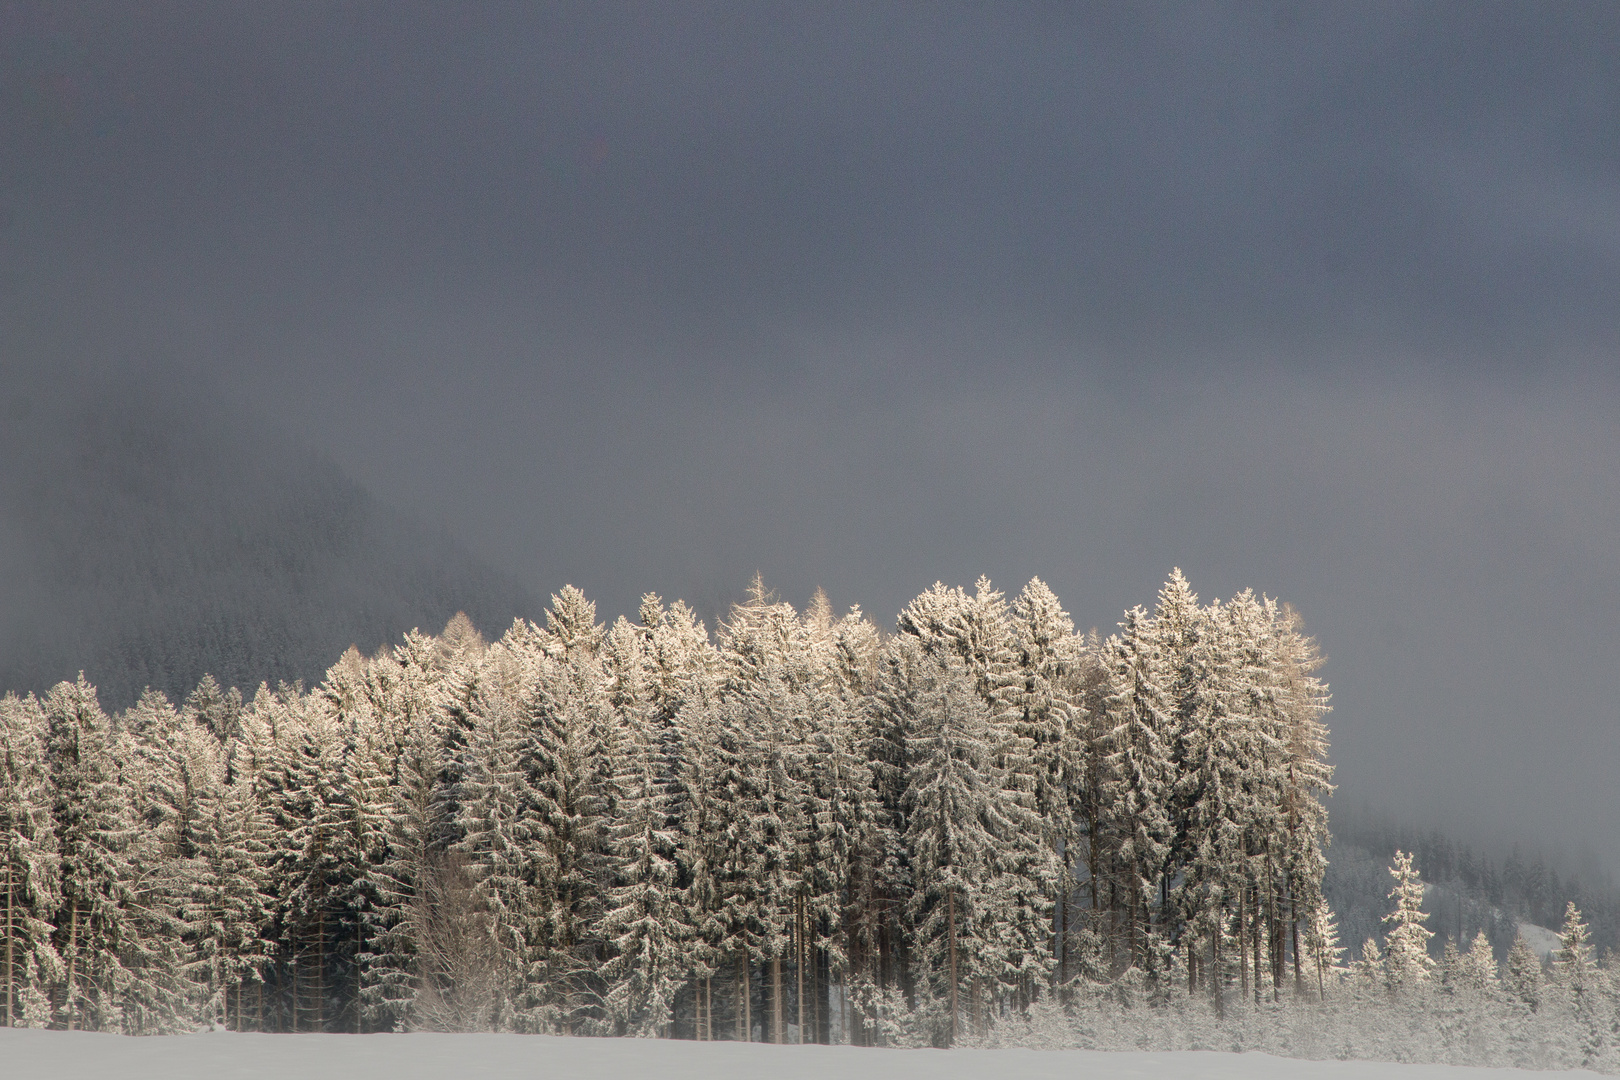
left=0, top=1030, right=1607, bottom=1080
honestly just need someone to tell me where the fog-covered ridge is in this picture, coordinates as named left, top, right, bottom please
left=0, top=377, right=538, bottom=710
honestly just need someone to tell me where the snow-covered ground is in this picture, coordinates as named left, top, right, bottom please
left=1519, top=922, right=1564, bottom=960
left=0, top=1030, right=1606, bottom=1080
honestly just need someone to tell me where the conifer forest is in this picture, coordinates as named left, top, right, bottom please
left=2, top=571, right=1615, bottom=1069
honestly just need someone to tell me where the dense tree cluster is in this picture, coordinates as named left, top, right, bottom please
left=0, top=571, right=1335, bottom=1044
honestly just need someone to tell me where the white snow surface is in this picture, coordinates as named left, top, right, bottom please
left=1519, top=922, right=1564, bottom=960
left=0, top=1030, right=1605, bottom=1080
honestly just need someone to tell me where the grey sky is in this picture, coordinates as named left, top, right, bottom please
left=3, top=2, right=1619, bottom=867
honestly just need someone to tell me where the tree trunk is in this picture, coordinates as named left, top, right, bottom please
left=947, top=889, right=959, bottom=1045
left=66, top=902, right=78, bottom=1031
left=771, top=954, right=782, bottom=1044
left=355, top=917, right=364, bottom=1034
left=797, top=897, right=805, bottom=1043
left=4, top=859, right=13, bottom=1027
left=1292, top=905, right=1303, bottom=993
left=1252, top=897, right=1262, bottom=1006
left=317, top=913, right=327, bottom=1032
left=1055, top=877, right=1066, bottom=987
left=1237, top=889, right=1247, bottom=1001
left=737, top=951, right=748, bottom=1042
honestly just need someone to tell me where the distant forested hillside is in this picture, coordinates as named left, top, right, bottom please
left=0, top=376, right=538, bottom=709
left=1324, top=810, right=1620, bottom=963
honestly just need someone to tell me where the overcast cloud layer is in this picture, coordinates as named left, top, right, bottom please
left=3, top=3, right=1619, bottom=869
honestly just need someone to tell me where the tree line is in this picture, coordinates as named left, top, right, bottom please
left=0, top=570, right=1335, bottom=1043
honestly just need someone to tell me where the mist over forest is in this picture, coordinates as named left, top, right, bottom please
left=0, top=377, right=537, bottom=711
left=4, top=370, right=1618, bottom=924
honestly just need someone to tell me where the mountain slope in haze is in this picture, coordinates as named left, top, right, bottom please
left=1324, top=809, right=1620, bottom=964
left=0, top=376, right=538, bottom=710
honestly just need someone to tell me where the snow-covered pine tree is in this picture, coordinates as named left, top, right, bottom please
left=0, top=693, right=62, bottom=1027
left=427, top=613, right=490, bottom=855
left=599, top=616, right=688, bottom=1037
left=360, top=638, right=448, bottom=1032
left=638, top=595, right=728, bottom=1040
left=1063, top=629, right=1113, bottom=989
left=186, top=738, right=273, bottom=1031
left=1352, top=936, right=1383, bottom=984
left=899, top=578, right=1054, bottom=1014
left=1462, top=929, right=1496, bottom=989
left=709, top=678, right=763, bottom=1042
left=264, top=687, right=355, bottom=1032
left=228, top=683, right=300, bottom=1031
left=1098, top=606, right=1174, bottom=975
left=1217, top=591, right=1301, bottom=1004
left=999, top=578, right=1074, bottom=1000
left=797, top=607, right=885, bottom=1045
left=717, top=578, right=814, bottom=1043
left=183, top=674, right=244, bottom=746
left=861, top=628, right=926, bottom=1041
left=1555, top=901, right=1596, bottom=991
left=1382, top=850, right=1433, bottom=990
left=396, top=627, right=509, bottom=1033
left=331, top=648, right=420, bottom=1035
left=823, top=605, right=888, bottom=1043
left=900, top=650, right=999, bottom=1045
left=45, top=676, right=187, bottom=1032
left=1553, top=901, right=1603, bottom=1067
left=452, top=640, right=538, bottom=1032
left=1503, top=934, right=1542, bottom=1013
left=1167, top=589, right=1246, bottom=1007
left=124, top=689, right=214, bottom=1028
left=1268, top=599, right=1333, bottom=995
left=1302, top=900, right=1345, bottom=999
left=523, top=587, right=614, bottom=1032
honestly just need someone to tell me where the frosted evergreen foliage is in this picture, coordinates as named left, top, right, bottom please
left=1382, top=850, right=1433, bottom=990
left=6, top=576, right=1618, bottom=1071
left=0, top=693, right=63, bottom=1027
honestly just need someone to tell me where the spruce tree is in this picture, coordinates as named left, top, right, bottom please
left=1503, top=935, right=1542, bottom=1012
left=599, top=616, right=688, bottom=1037
left=187, top=744, right=273, bottom=1030
left=1099, top=606, right=1174, bottom=973
left=452, top=654, right=537, bottom=1032
left=0, top=693, right=62, bottom=1027
left=1383, top=850, right=1434, bottom=990
left=523, top=588, right=614, bottom=1031
left=46, top=676, right=188, bottom=1032
left=900, top=653, right=998, bottom=1044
